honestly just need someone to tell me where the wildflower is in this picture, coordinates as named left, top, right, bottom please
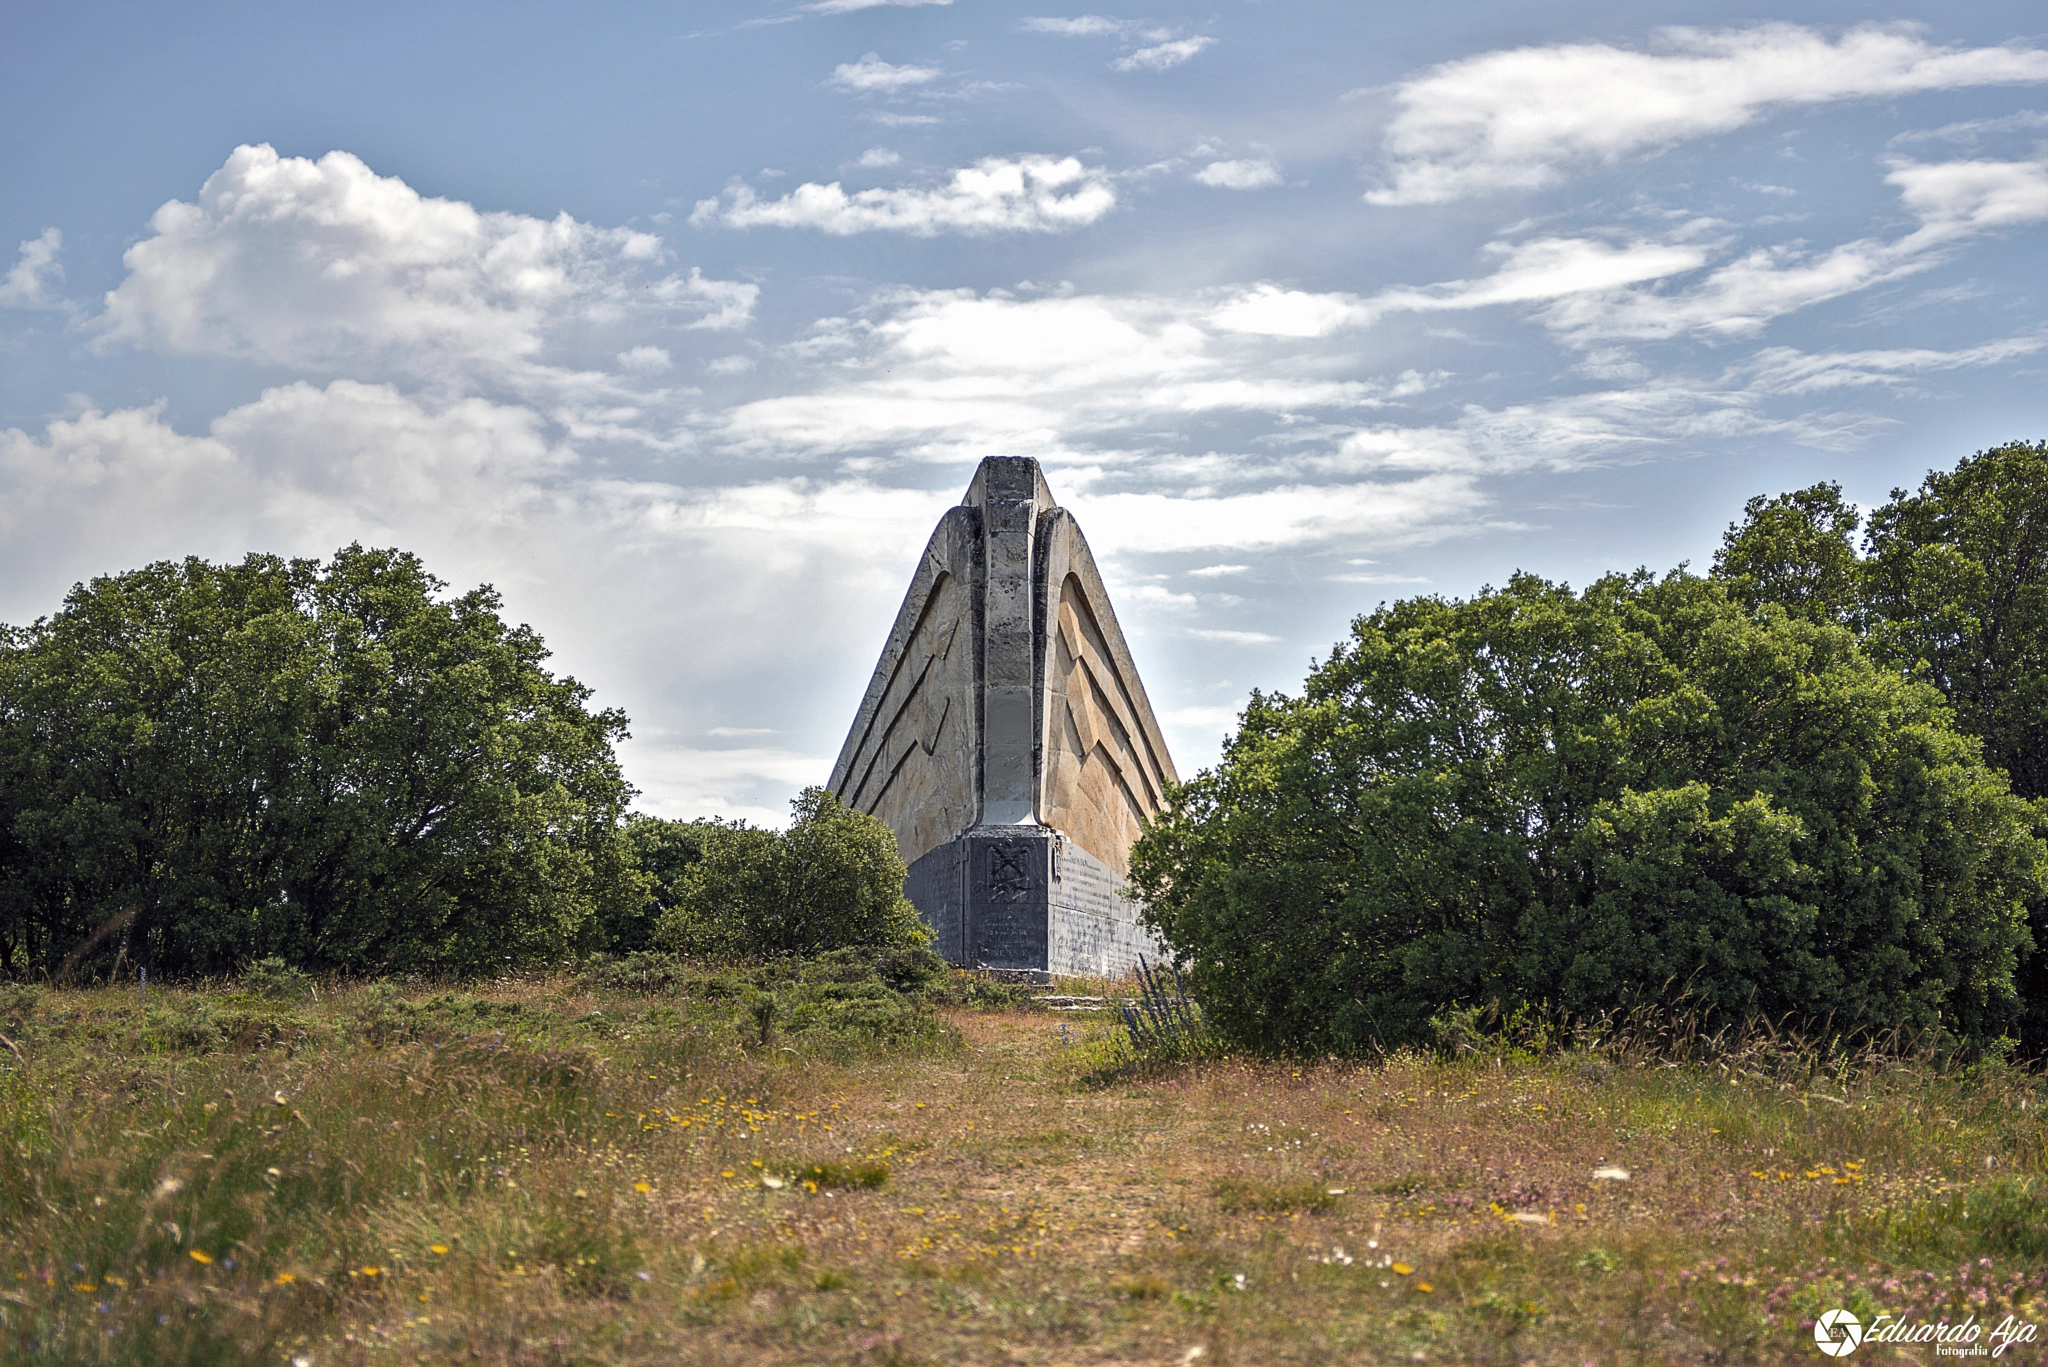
left=361, top=1266, right=381, bottom=1277
left=1392, top=1263, right=1413, bottom=1276
left=429, top=1245, right=449, bottom=1256
left=634, top=1182, right=652, bottom=1194
left=188, top=1251, right=213, bottom=1266
left=1592, top=1166, right=1630, bottom=1181
left=1416, top=1282, right=1435, bottom=1293
left=721, top=1170, right=737, bottom=1179
left=275, top=1273, right=296, bottom=1284
left=73, top=1283, right=95, bottom=1292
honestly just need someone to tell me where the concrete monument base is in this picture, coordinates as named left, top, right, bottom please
left=905, top=826, right=1166, bottom=980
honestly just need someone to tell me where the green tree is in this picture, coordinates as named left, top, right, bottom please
left=0, top=546, right=639, bottom=977
left=602, top=815, right=714, bottom=953
left=1128, top=571, right=2044, bottom=1055
left=1711, top=481, right=1864, bottom=625
left=1862, top=440, right=2048, bottom=802
left=656, top=787, right=927, bottom=957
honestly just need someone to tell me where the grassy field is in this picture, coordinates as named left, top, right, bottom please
left=2, top=962, right=2044, bottom=1366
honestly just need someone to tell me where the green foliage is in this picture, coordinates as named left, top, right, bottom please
left=1862, top=440, right=2048, bottom=801
left=654, top=787, right=928, bottom=958
left=603, top=815, right=715, bottom=953
left=1712, top=480, right=1864, bottom=625
left=1129, top=570, right=2045, bottom=1055
left=0, top=545, right=639, bottom=978
left=239, top=956, right=314, bottom=1002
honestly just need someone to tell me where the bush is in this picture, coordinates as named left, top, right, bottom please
left=654, top=788, right=928, bottom=957
left=0, top=545, right=639, bottom=978
left=240, top=956, right=314, bottom=1002
left=1130, top=571, right=2046, bottom=1055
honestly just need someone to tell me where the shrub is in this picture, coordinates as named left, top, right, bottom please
left=1130, top=571, right=2046, bottom=1055
left=0, top=545, right=638, bottom=978
left=240, top=956, right=314, bottom=1002
left=654, top=787, right=928, bottom=958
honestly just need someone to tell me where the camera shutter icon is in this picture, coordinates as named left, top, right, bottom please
left=1814, top=1308, right=1863, bottom=1357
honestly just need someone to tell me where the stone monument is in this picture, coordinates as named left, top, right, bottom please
left=827, top=457, right=1179, bottom=978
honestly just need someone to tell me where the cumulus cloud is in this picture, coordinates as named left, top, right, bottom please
left=0, top=228, right=65, bottom=309
left=0, top=382, right=961, bottom=823
left=1112, top=36, right=1211, bottom=72
left=690, top=156, right=1116, bottom=236
left=95, top=145, right=752, bottom=382
left=856, top=147, right=901, bottom=168
left=1370, top=24, right=2048, bottom=205
left=1195, top=159, right=1281, bottom=189
left=828, top=53, right=941, bottom=92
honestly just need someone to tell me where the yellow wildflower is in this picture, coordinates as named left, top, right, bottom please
left=188, top=1250, right=213, bottom=1266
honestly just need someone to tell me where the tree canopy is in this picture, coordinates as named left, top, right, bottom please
left=0, top=546, right=641, bottom=977
left=1713, top=441, right=2048, bottom=802
left=655, top=787, right=927, bottom=959
left=1129, top=570, right=2044, bottom=1055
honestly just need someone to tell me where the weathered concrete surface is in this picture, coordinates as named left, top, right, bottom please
left=828, top=457, right=1179, bottom=978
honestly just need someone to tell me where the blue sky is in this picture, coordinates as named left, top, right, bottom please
left=4, top=2, right=2046, bottom=821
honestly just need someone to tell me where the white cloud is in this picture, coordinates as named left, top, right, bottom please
left=675, top=267, right=761, bottom=330
left=1195, top=159, right=1281, bottom=190
left=1739, top=334, right=2048, bottom=394
left=1538, top=158, right=2048, bottom=341
left=1889, top=157, right=2048, bottom=244
left=0, top=383, right=968, bottom=822
left=1113, top=36, right=1211, bottom=72
left=691, top=156, right=1116, bottom=236
left=1186, top=628, right=1279, bottom=644
left=1212, top=237, right=1710, bottom=337
left=866, top=112, right=942, bottom=127
left=807, top=0, right=950, bottom=12
left=706, top=354, right=757, bottom=375
left=96, top=145, right=751, bottom=380
left=1187, top=563, right=1248, bottom=577
left=829, top=54, right=942, bottom=92
left=0, top=228, right=65, bottom=309
left=1021, top=16, right=1129, bottom=37
left=857, top=147, right=902, bottom=168
left=718, top=289, right=1401, bottom=471
left=1371, top=24, right=2048, bottom=205
left=618, top=345, right=672, bottom=371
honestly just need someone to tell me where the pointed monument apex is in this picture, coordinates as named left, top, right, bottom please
left=829, top=457, right=1179, bottom=977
